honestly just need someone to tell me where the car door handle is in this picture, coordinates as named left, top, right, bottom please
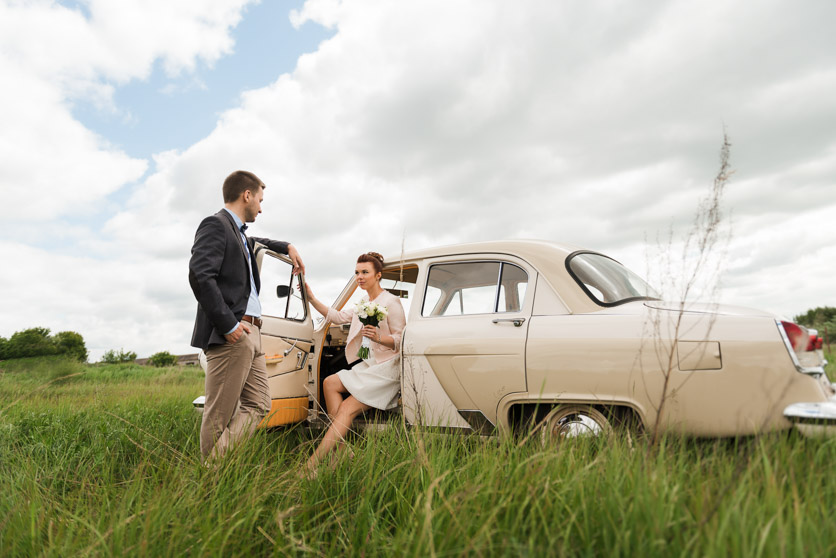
left=492, top=318, right=526, bottom=327
left=283, top=338, right=299, bottom=356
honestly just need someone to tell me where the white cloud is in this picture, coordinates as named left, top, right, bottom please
left=0, top=53, right=147, bottom=222
left=0, top=0, right=258, bottom=223
left=0, top=0, right=260, bottom=357
left=2, top=0, right=835, bottom=359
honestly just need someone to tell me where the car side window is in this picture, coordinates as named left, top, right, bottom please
left=421, top=261, right=528, bottom=317
left=260, top=253, right=307, bottom=321
left=498, top=263, right=528, bottom=313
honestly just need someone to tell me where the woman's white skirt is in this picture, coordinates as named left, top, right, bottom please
left=337, top=353, right=401, bottom=410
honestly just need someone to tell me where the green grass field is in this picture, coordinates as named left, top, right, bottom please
left=1, top=353, right=834, bottom=557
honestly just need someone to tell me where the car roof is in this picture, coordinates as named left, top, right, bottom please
left=384, top=239, right=582, bottom=263
left=381, top=239, right=605, bottom=314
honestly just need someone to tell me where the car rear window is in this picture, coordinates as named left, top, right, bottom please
left=422, top=261, right=529, bottom=316
left=566, top=252, right=658, bottom=307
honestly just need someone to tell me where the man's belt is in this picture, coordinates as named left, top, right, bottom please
left=241, top=315, right=263, bottom=329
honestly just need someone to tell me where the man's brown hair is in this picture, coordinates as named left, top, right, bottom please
left=222, top=170, right=265, bottom=203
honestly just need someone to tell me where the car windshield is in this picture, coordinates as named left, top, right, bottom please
left=567, top=252, right=659, bottom=306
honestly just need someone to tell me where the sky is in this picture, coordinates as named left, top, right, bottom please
left=0, top=0, right=834, bottom=361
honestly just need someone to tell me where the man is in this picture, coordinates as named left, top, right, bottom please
left=189, top=170, right=304, bottom=461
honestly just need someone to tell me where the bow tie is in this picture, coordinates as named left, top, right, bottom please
left=240, top=224, right=248, bottom=233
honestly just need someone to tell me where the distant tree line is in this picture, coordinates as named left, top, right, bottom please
left=0, top=327, right=88, bottom=362
left=0, top=328, right=186, bottom=367
left=795, top=306, right=836, bottom=342
left=101, top=349, right=177, bottom=367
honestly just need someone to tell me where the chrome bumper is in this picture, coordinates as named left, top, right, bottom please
left=193, top=395, right=205, bottom=412
left=784, top=397, right=836, bottom=438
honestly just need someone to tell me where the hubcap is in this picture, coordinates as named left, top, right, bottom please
left=551, top=413, right=604, bottom=438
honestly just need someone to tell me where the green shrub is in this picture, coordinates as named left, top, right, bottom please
left=0, top=328, right=88, bottom=362
left=52, top=331, right=88, bottom=362
left=2, top=327, right=57, bottom=359
left=101, top=348, right=138, bottom=364
left=148, top=351, right=177, bottom=367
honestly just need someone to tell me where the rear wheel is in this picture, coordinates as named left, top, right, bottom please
left=541, top=405, right=612, bottom=444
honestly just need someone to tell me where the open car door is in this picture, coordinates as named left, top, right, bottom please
left=254, top=246, right=314, bottom=427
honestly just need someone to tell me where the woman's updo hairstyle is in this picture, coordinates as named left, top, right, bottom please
left=357, top=251, right=384, bottom=274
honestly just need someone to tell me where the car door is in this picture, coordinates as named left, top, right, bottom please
left=255, top=247, right=314, bottom=427
left=405, top=256, right=533, bottom=430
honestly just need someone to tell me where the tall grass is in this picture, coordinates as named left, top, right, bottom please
left=1, top=354, right=834, bottom=556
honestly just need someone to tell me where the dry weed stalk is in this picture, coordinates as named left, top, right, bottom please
left=644, top=131, right=733, bottom=445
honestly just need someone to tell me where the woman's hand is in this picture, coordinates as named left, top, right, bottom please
left=361, top=325, right=379, bottom=341
left=361, top=325, right=394, bottom=349
left=299, top=281, right=314, bottom=300
left=299, top=281, right=330, bottom=317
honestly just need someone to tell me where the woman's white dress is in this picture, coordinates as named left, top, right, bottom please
left=337, top=350, right=401, bottom=410
left=325, top=290, right=406, bottom=411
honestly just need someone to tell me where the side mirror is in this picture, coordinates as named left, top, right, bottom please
left=276, top=285, right=291, bottom=298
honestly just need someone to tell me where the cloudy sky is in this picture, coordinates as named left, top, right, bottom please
left=1, top=0, right=834, bottom=361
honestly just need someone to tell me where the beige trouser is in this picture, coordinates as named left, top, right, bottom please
left=200, top=325, right=270, bottom=460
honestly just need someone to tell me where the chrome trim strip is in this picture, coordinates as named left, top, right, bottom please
left=775, top=320, right=825, bottom=376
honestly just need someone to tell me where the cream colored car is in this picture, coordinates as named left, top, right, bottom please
left=194, top=240, right=835, bottom=439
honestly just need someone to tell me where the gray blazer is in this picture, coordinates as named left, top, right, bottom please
left=188, top=209, right=289, bottom=350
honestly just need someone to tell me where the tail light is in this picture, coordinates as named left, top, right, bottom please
left=808, top=334, right=822, bottom=351
left=780, top=320, right=806, bottom=351
left=777, top=320, right=826, bottom=376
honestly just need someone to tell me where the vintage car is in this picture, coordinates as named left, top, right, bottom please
left=194, top=240, right=835, bottom=439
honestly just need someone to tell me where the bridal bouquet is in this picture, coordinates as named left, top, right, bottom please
left=355, top=300, right=388, bottom=359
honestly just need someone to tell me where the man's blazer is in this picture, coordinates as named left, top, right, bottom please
left=189, top=209, right=289, bottom=350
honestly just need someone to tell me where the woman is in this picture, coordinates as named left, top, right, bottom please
left=304, top=252, right=406, bottom=473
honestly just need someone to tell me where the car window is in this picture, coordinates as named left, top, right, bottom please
left=260, top=253, right=307, bottom=321
left=421, top=261, right=528, bottom=317
left=566, top=252, right=658, bottom=306
left=423, top=285, right=443, bottom=314
left=497, top=263, right=528, bottom=312
left=442, top=285, right=497, bottom=316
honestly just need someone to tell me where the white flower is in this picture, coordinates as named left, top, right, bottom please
left=354, top=299, right=388, bottom=324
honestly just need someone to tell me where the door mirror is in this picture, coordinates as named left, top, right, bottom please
left=276, top=285, right=291, bottom=298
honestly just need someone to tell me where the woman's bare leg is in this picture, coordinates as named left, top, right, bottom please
left=306, top=396, right=371, bottom=472
left=322, top=374, right=348, bottom=418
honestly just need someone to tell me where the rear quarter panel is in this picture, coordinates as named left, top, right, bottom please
left=525, top=310, right=830, bottom=436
